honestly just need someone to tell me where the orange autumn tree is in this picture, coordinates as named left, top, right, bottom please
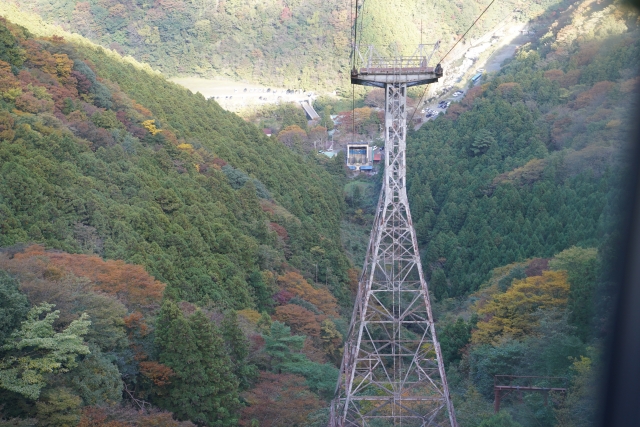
left=139, top=361, right=175, bottom=388
left=274, top=304, right=322, bottom=338
left=276, top=271, right=338, bottom=317
left=472, top=270, right=570, bottom=345
left=240, top=372, right=323, bottom=427
left=573, top=81, right=616, bottom=109
left=8, top=245, right=165, bottom=308
left=78, top=406, right=195, bottom=427
left=277, top=125, right=307, bottom=149
left=0, top=60, right=19, bottom=93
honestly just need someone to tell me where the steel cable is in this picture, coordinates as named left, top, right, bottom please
left=407, top=0, right=498, bottom=126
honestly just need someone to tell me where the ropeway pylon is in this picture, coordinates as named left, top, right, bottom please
left=329, top=44, right=457, bottom=427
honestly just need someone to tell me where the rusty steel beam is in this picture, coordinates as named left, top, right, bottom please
left=493, top=375, right=568, bottom=413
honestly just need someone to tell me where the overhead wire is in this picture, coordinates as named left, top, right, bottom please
left=351, top=0, right=368, bottom=141
left=357, top=0, right=367, bottom=48
left=407, top=0, right=497, bottom=126
left=352, top=0, right=358, bottom=139
left=438, top=0, right=497, bottom=64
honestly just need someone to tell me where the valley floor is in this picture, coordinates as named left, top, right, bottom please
left=170, top=76, right=319, bottom=113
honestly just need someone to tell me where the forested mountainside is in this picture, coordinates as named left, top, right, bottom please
left=409, top=0, right=639, bottom=298
left=10, top=0, right=562, bottom=91
left=0, top=16, right=351, bottom=305
left=0, top=15, right=351, bottom=426
left=397, top=1, right=638, bottom=425
left=0, top=0, right=638, bottom=425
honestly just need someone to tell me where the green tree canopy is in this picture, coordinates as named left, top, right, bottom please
left=156, top=301, right=241, bottom=426
left=0, top=271, right=29, bottom=345
left=0, top=303, right=90, bottom=400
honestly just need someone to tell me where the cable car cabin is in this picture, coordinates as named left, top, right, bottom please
left=346, top=144, right=372, bottom=170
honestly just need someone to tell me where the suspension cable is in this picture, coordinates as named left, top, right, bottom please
left=358, top=0, right=367, bottom=48
left=438, top=0, right=496, bottom=64
left=353, top=0, right=359, bottom=70
left=407, top=0, right=497, bottom=126
left=348, top=0, right=355, bottom=141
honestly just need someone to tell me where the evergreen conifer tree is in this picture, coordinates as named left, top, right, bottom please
left=431, top=268, right=449, bottom=301
left=221, top=310, right=256, bottom=390
left=0, top=271, right=29, bottom=344
left=156, top=302, right=241, bottom=426
left=189, top=310, right=241, bottom=426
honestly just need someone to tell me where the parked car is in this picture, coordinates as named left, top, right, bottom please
left=453, top=90, right=464, bottom=97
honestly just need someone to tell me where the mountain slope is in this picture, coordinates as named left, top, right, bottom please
left=11, top=0, right=565, bottom=91
left=408, top=0, right=638, bottom=297
left=0, top=14, right=350, bottom=308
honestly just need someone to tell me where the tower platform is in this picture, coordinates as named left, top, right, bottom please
left=350, top=44, right=443, bottom=88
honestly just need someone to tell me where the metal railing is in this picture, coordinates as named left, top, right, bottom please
left=353, top=43, right=440, bottom=74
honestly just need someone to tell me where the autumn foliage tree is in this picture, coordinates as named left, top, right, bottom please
left=240, top=372, right=323, bottom=427
left=5, top=245, right=165, bottom=309
left=276, top=272, right=338, bottom=317
left=78, top=405, right=196, bottom=427
left=472, top=271, right=570, bottom=345
left=277, top=125, right=307, bottom=150
left=307, top=125, right=328, bottom=150
left=274, top=304, right=322, bottom=338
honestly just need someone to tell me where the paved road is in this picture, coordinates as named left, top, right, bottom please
left=484, top=33, right=533, bottom=73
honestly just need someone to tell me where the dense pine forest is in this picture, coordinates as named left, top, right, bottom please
left=410, top=0, right=638, bottom=298
left=0, top=0, right=638, bottom=426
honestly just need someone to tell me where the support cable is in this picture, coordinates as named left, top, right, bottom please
left=350, top=0, right=354, bottom=69
left=352, top=0, right=358, bottom=140
left=357, top=0, right=367, bottom=48
left=407, top=0, right=497, bottom=126
left=438, top=0, right=497, bottom=64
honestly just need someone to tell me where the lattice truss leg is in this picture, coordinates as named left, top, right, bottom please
left=330, top=84, right=457, bottom=427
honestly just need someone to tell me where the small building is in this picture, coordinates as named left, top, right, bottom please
left=319, top=149, right=340, bottom=158
left=262, top=128, right=272, bottom=137
left=373, top=152, right=382, bottom=163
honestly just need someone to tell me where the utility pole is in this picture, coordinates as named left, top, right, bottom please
left=329, top=43, right=456, bottom=427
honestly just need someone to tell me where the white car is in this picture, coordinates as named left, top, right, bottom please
left=453, top=91, right=463, bottom=97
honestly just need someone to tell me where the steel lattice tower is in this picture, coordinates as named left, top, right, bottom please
left=329, top=45, right=458, bottom=427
